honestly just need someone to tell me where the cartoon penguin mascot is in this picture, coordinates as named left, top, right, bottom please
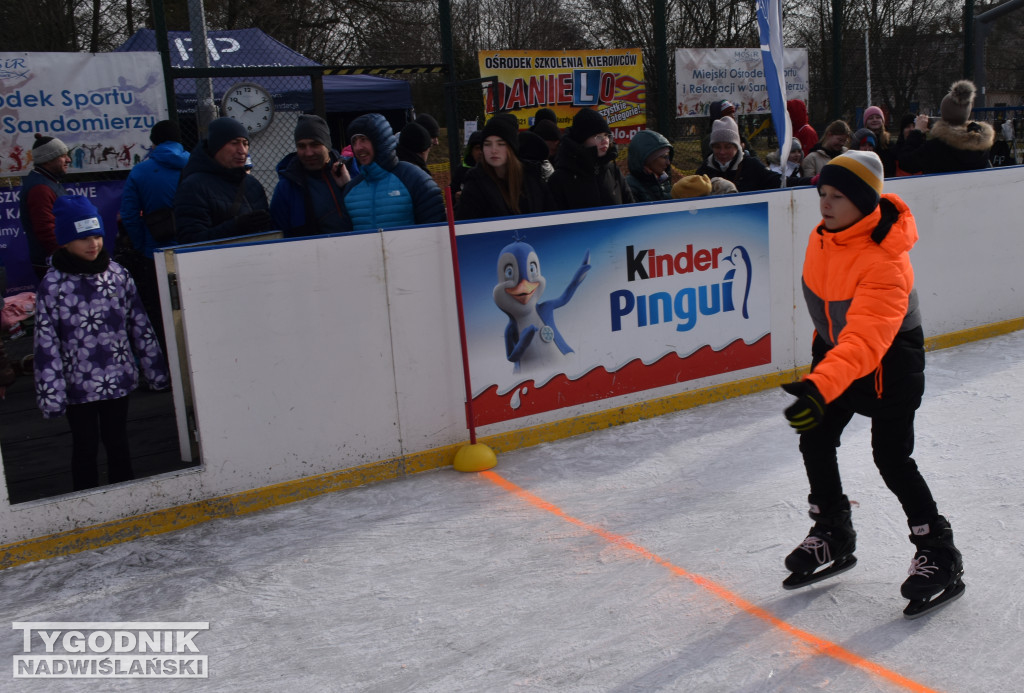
left=492, top=237, right=591, bottom=373
left=722, top=245, right=752, bottom=319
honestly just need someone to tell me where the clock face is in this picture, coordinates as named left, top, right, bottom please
left=222, top=83, right=275, bottom=135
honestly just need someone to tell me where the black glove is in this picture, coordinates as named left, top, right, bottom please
left=235, top=210, right=274, bottom=234
left=782, top=380, right=825, bottom=433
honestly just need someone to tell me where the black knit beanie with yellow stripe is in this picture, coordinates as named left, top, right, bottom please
left=818, top=150, right=884, bottom=215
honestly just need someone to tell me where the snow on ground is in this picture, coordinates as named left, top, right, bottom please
left=2, top=330, right=1023, bottom=692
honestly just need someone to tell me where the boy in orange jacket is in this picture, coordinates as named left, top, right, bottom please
left=781, top=150, right=964, bottom=618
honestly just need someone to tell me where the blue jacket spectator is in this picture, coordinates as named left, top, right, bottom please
left=271, top=115, right=350, bottom=237
left=341, top=113, right=445, bottom=231
left=173, top=117, right=272, bottom=244
left=120, top=121, right=189, bottom=258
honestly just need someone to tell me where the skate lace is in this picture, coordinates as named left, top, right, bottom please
left=907, top=554, right=937, bottom=578
left=799, top=536, right=832, bottom=565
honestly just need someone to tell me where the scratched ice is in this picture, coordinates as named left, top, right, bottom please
left=2, top=331, right=1023, bottom=691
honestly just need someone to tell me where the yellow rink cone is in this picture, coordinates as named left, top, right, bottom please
left=453, top=443, right=497, bottom=472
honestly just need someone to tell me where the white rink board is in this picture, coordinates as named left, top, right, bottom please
left=1, top=165, right=1021, bottom=545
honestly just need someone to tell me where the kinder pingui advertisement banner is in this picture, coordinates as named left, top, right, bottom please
left=674, top=47, right=808, bottom=118
left=0, top=52, right=168, bottom=176
left=455, top=202, right=771, bottom=426
left=477, top=49, right=645, bottom=145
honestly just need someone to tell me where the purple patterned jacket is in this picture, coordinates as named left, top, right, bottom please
left=34, top=260, right=169, bottom=418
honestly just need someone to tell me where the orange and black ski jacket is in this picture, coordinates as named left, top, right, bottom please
left=801, top=193, right=922, bottom=404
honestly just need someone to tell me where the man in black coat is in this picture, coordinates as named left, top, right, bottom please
left=173, top=118, right=273, bottom=244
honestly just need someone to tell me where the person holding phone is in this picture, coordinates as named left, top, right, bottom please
left=897, top=80, right=995, bottom=175
left=271, top=114, right=351, bottom=238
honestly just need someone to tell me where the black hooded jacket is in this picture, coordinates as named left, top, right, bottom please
left=547, top=137, right=634, bottom=211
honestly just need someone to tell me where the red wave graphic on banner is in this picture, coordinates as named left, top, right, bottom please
left=472, top=335, right=772, bottom=426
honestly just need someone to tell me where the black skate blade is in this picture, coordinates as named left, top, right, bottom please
left=903, top=580, right=966, bottom=619
left=783, top=555, right=857, bottom=590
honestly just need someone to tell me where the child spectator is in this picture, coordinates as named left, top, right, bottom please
left=455, top=114, right=552, bottom=220
left=767, top=137, right=807, bottom=185
left=801, top=120, right=851, bottom=177
left=671, top=174, right=712, bottom=199
left=626, top=130, right=674, bottom=202
left=862, top=106, right=895, bottom=176
left=788, top=99, right=818, bottom=156
left=34, top=195, right=169, bottom=491
left=852, top=128, right=877, bottom=152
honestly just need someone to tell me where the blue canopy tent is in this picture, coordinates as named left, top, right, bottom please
left=116, top=28, right=412, bottom=120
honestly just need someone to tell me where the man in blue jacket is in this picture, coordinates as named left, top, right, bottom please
left=270, top=115, right=350, bottom=237
left=120, top=120, right=189, bottom=258
left=120, top=120, right=190, bottom=351
left=341, top=114, right=445, bottom=231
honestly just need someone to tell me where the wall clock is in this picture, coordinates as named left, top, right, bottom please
left=222, top=82, right=275, bottom=135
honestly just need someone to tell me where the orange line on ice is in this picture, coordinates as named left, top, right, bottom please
left=481, top=470, right=942, bottom=693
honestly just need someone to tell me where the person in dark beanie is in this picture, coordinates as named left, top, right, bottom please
left=455, top=113, right=552, bottom=220
left=119, top=119, right=190, bottom=352
left=852, top=128, right=877, bottom=151
left=898, top=80, right=994, bottom=174
left=414, top=113, right=441, bottom=143
left=173, top=117, right=272, bottom=244
left=19, top=133, right=73, bottom=280
left=530, top=118, right=562, bottom=161
left=34, top=195, right=168, bottom=491
left=397, top=121, right=433, bottom=173
left=891, top=114, right=919, bottom=177
left=547, top=107, right=633, bottom=211
left=450, top=130, right=484, bottom=197
left=695, top=116, right=783, bottom=192
left=780, top=150, right=964, bottom=616
left=518, top=129, right=554, bottom=182
left=532, top=107, right=558, bottom=127
left=270, top=114, right=351, bottom=239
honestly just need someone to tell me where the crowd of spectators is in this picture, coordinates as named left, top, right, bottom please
left=6, top=76, right=1013, bottom=493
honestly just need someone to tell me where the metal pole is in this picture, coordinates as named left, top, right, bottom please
left=438, top=0, right=461, bottom=175
left=654, top=0, right=670, bottom=133
left=831, top=0, right=843, bottom=120
left=149, top=0, right=178, bottom=125
left=964, top=0, right=976, bottom=80
left=186, top=0, right=217, bottom=135
left=864, top=29, right=871, bottom=111
left=971, top=0, right=1024, bottom=108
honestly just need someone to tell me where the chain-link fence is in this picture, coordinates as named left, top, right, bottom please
left=171, top=72, right=322, bottom=195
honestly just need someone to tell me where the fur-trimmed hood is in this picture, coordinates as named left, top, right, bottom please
left=929, top=119, right=995, bottom=152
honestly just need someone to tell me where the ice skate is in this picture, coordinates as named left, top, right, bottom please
left=901, top=516, right=965, bottom=618
left=783, top=496, right=857, bottom=590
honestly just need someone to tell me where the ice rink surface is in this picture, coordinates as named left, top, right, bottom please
left=3, top=330, right=1023, bottom=692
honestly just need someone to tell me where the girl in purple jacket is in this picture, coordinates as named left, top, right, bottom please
left=34, top=195, right=169, bottom=491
